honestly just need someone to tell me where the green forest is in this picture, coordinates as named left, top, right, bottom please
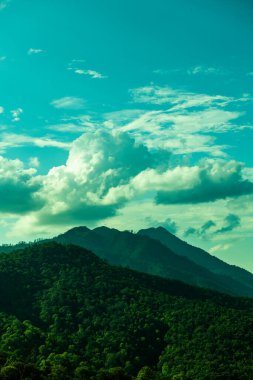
left=0, top=242, right=252, bottom=379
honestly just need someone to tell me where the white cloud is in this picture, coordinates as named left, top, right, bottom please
left=1, top=128, right=251, bottom=248
left=11, top=108, right=23, bottom=122
left=0, top=156, right=43, bottom=214
left=51, top=96, right=85, bottom=110
left=27, top=48, right=46, bottom=55
left=0, top=56, right=6, bottom=61
left=0, top=106, right=4, bottom=114
left=74, top=69, right=107, bottom=79
left=0, top=133, right=70, bottom=152
left=6, top=131, right=168, bottom=230
left=28, top=157, right=40, bottom=168
left=209, top=243, right=232, bottom=254
left=100, top=86, right=252, bottom=157
left=47, top=123, right=86, bottom=133
left=102, top=159, right=253, bottom=206
left=187, top=65, right=221, bottom=75
left=130, top=86, right=234, bottom=108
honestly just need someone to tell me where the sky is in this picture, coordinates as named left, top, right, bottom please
left=0, top=0, right=253, bottom=271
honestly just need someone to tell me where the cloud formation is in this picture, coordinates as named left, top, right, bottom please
left=33, top=130, right=167, bottom=225
left=51, top=97, right=85, bottom=110
left=185, top=219, right=216, bottom=238
left=27, top=48, right=46, bottom=55
left=187, top=65, right=221, bottom=75
left=156, top=160, right=253, bottom=204
left=145, top=216, right=177, bottom=234
left=216, top=214, right=241, bottom=234
left=11, top=108, right=23, bottom=122
left=0, top=156, right=43, bottom=214
left=73, top=69, right=106, bottom=79
left=0, top=133, right=70, bottom=153
left=1, top=129, right=252, bottom=238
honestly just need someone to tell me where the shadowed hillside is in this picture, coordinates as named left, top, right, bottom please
left=0, top=242, right=253, bottom=379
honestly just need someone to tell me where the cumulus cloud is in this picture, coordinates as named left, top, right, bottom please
left=0, top=156, right=43, bottom=214
left=51, top=96, right=86, bottom=110
left=32, top=130, right=169, bottom=226
left=2, top=129, right=252, bottom=238
left=104, top=159, right=253, bottom=206
left=156, top=159, right=253, bottom=204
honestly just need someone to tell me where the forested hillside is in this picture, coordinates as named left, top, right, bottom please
left=0, top=242, right=252, bottom=379
left=1, top=226, right=253, bottom=299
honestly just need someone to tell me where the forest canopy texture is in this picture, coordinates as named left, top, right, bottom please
left=0, top=243, right=252, bottom=379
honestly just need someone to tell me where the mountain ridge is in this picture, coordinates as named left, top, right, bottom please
left=1, top=225, right=253, bottom=298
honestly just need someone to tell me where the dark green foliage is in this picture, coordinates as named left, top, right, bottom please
left=0, top=242, right=252, bottom=379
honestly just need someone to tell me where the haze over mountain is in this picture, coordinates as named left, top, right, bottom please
left=138, top=227, right=253, bottom=291
left=0, top=242, right=253, bottom=379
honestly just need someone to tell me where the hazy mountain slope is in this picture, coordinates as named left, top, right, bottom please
left=138, top=227, right=253, bottom=291
left=0, top=242, right=253, bottom=379
left=54, top=226, right=253, bottom=297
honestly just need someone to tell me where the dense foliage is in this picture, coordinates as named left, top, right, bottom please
left=0, top=242, right=253, bottom=379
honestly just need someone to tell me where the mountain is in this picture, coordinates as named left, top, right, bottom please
left=138, top=226, right=253, bottom=293
left=1, top=225, right=253, bottom=298
left=0, top=242, right=253, bottom=379
left=53, top=226, right=253, bottom=298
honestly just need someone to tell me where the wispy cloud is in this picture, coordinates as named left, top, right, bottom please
left=27, top=48, right=46, bottom=55
left=209, top=243, right=232, bottom=254
left=0, top=133, right=70, bottom=152
left=187, top=65, right=221, bottom=75
left=50, top=96, right=85, bottom=110
left=0, top=106, right=4, bottom=114
left=107, top=86, right=253, bottom=157
left=130, top=85, right=234, bottom=108
left=0, top=56, right=6, bottom=61
left=73, top=69, right=107, bottom=79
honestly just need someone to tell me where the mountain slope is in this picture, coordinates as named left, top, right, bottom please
left=138, top=226, right=253, bottom=292
left=54, top=226, right=253, bottom=298
left=0, top=242, right=253, bottom=379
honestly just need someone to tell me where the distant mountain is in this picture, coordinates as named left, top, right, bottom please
left=0, top=242, right=253, bottom=379
left=1, top=225, right=253, bottom=298
left=54, top=226, right=253, bottom=298
left=138, top=226, right=253, bottom=293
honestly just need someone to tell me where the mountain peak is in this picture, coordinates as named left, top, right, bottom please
left=62, top=226, right=91, bottom=235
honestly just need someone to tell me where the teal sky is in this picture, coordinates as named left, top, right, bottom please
left=0, top=0, right=253, bottom=271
